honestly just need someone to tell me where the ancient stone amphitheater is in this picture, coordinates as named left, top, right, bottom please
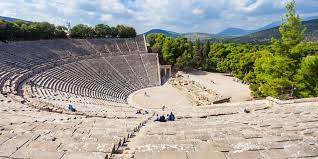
left=0, top=35, right=318, bottom=159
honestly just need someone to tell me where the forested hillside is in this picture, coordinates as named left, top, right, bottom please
left=145, top=29, right=180, bottom=38
left=145, top=29, right=226, bottom=42
left=180, top=33, right=225, bottom=42
left=147, top=0, right=318, bottom=99
left=230, top=19, right=318, bottom=44
left=0, top=16, right=31, bottom=23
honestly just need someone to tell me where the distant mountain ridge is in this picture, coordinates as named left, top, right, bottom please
left=180, top=32, right=224, bottom=42
left=145, top=17, right=318, bottom=43
left=145, top=29, right=226, bottom=42
left=144, top=18, right=309, bottom=40
left=0, top=16, right=31, bottom=23
left=144, top=29, right=180, bottom=38
left=217, top=28, right=254, bottom=37
left=217, top=22, right=282, bottom=37
left=216, top=16, right=318, bottom=37
left=229, top=19, right=318, bottom=44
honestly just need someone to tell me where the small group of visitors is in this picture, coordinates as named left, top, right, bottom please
left=136, top=109, right=149, bottom=115
left=155, top=112, right=175, bottom=122
left=136, top=109, right=142, bottom=114
left=68, top=104, right=76, bottom=112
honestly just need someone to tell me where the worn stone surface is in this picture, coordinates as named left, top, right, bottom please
left=126, top=102, right=318, bottom=159
left=0, top=96, right=152, bottom=159
left=134, top=152, right=187, bottom=159
left=187, top=151, right=227, bottom=159
left=62, top=152, right=108, bottom=159
left=1, top=84, right=318, bottom=159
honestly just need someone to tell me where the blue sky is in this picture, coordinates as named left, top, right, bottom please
left=1, top=0, right=318, bottom=34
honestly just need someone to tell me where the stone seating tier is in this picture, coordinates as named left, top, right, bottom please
left=0, top=35, right=160, bottom=104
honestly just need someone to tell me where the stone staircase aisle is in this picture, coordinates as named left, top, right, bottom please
left=110, top=114, right=156, bottom=159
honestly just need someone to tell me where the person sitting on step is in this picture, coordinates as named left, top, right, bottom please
left=168, top=112, right=175, bottom=121
left=159, top=114, right=167, bottom=122
left=154, top=114, right=159, bottom=121
left=68, top=104, right=76, bottom=112
left=136, top=109, right=142, bottom=114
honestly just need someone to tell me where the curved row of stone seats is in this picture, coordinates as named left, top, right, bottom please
left=83, top=58, right=137, bottom=93
left=0, top=52, right=35, bottom=69
left=107, top=56, right=144, bottom=89
left=116, top=39, right=130, bottom=53
left=0, top=35, right=159, bottom=106
left=68, top=59, right=135, bottom=95
left=87, top=36, right=147, bottom=55
left=25, top=84, right=152, bottom=119
left=86, top=39, right=112, bottom=55
left=0, top=97, right=153, bottom=159
left=141, top=54, right=160, bottom=87
left=57, top=62, right=125, bottom=98
left=136, top=35, right=147, bottom=52
left=28, top=53, right=160, bottom=104
left=0, top=36, right=147, bottom=68
left=33, top=77, right=124, bottom=103
left=87, top=54, right=158, bottom=96
left=0, top=66, right=25, bottom=94
left=29, top=60, right=136, bottom=103
left=132, top=103, right=318, bottom=159
left=37, top=94, right=141, bottom=118
left=1, top=39, right=92, bottom=64
left=125, top=54, right=150, bottom=86
left=0, top=40, right=98, bottom=96
left=0, top=50, right=32, bottom=94
left=126, top=38, right=139, bottom=52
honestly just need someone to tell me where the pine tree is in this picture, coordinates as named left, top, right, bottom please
left=162, top=38, right=175, bottom=65
left=253, top=0, right=305, bottom=99
left=193, top=40, right=203, bottom=68
left=294, top=55, right=318, bottom=98
left=272, top=0, right=306, bottom=56
left=203, top=40, right=210, bottom=59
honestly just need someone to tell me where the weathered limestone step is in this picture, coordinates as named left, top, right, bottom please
left=110, top=154, right=134, bottom=159
left=134, top=151, right=227, bottom=159
left=62, top=152, right=109, bottom=159
left=0, top=134, right=38, bottom=157
left=113, top=116, right=155, bottom=158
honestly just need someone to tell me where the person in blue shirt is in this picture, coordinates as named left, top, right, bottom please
left=168, top=112, right=175, bottom=121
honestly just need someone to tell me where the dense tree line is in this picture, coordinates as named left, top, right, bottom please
left=147, top=0, right=318, bottom=99
left=0, top=20, right=136, bottom=41
left=70, top=24, right=136, bottom=38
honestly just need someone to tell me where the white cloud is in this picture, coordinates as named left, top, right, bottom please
left=192, top=8, right=205, bottom=15
left=101, top=0, right=126, bottom=13
left=58, top=1, right=77, bottom=16
left=87, top=12, right=95, bottom=16
left=100, top=14, right=113, bottom=22
left=0, top=0, right=317, bottom=33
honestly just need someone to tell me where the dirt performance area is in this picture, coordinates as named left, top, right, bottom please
left=130, top=71, right=252, bottom=110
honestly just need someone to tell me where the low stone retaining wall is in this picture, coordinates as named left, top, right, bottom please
left=213, top=97, right=318, bottom=108
left=266, top=97, right=318, bottom=106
